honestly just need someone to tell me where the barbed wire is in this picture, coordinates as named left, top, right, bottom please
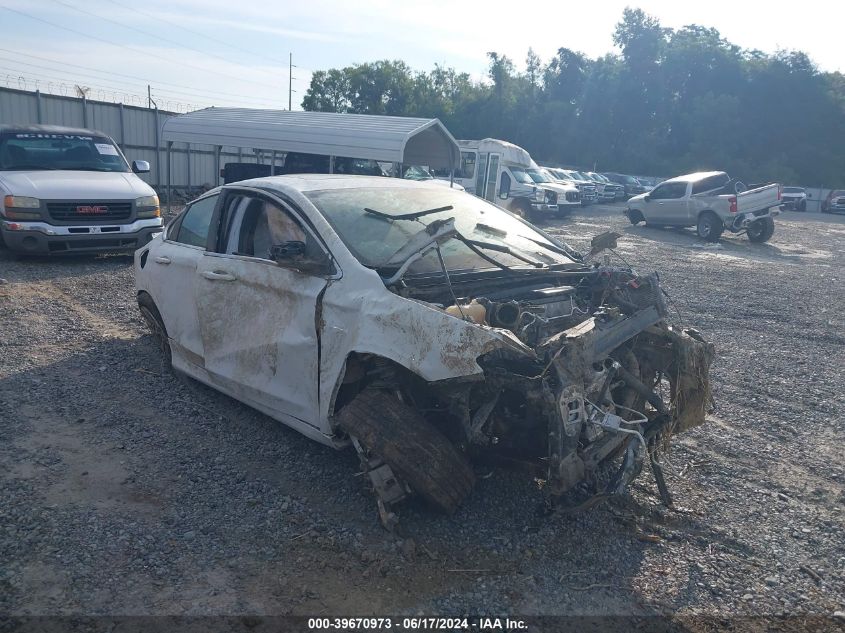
left=2, top=72, right=209, bottom=112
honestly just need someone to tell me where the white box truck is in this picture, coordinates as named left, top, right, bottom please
left=452, top=139, right=580, bottom=220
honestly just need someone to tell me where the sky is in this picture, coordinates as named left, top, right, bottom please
left=1, top=0, right=843, bottom=113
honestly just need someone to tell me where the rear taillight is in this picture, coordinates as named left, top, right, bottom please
left=777, top=185, right=782, bottom=200
left=729, top=196, right=737, bottom=213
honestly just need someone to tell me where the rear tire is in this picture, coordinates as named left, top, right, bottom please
left=337, top=389, right=475, bottom=514
left=697, top=212, right=723, bottom=242
left=138, top=292, right=172, bottom=368
left=747, top=216, right=775, bottom=243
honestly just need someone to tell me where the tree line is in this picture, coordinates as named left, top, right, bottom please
left=302, top=8, right=845, bottom=187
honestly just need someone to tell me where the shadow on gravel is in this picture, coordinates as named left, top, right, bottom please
left=1, top=333, right=729, bottom=617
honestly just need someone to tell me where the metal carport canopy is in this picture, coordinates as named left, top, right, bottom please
left=161, top=107, right=460, bottom=168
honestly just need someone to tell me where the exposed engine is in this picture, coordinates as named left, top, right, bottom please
left=387, top=263, right=714, bottom=508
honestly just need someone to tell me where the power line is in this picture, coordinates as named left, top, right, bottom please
left=0, top=56, right=282, bottom=108
left=45, top=0, right=282, bottom=81
left=0, top=47, right=281, bottom=104
left=102, top=0, right=292, bottom=68
left=0, top=4, right=277, bottom=90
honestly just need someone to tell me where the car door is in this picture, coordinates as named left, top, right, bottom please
left=193, top=189, right=332, bottom=428
left=149, top=193, right=219, bottom=369
left=646, top=182, right=688, bottom=223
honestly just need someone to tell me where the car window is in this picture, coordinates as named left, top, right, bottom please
left=173, top=194, right=218, bottom=248
left=221, top=194, right=307, bottom=260
left=692, top=174, right=730, bottom=194
left=458, top=152, right=476, bottom=179
left=650, top=182, right=687, bottom=200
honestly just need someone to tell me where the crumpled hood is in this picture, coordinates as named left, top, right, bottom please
left=0, top=170, right=156, bottom=200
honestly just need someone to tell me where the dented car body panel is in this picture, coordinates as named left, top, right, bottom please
left=135, top=175, right=713, bottom=511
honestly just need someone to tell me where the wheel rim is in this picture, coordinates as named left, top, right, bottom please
left=700, top=218, right=712, bottom=237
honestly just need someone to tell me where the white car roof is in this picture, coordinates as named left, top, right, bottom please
left=230, top=174, right=459, bottom=194
left=661, top=171, right=726, bottom=184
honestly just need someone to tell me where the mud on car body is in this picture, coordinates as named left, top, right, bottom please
left=135, top=175, right=713, bottom=526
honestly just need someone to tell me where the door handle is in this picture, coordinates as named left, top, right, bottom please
left=201, top=270, right=236, bottom=282
left=154, top=256, right=171, bottom=265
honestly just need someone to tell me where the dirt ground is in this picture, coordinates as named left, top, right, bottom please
left=1, top=204, right=844, bottom=630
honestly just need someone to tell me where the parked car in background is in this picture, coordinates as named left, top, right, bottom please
left=0, top=124, right=161, bottom=255
left=135, top=174, right=713, bottom=522
left=543, top=167, right=597, bottom=205
left=780, top=187, right=807, bottom=212
left=821, top=189, right=845, bottom=214
left=400, top=165, right=465, bottom=191
left=635, top=178, right=655, bottom=193
left=584, top=172, right=625, bottom=202
left=625, top=171, right=781, bottom=242
left=603, top=172, right=647, bottom=200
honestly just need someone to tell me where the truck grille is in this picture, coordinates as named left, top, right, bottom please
left=47, top=202, right=133, bottom=223
left=566, top=191, right=580, bottom=202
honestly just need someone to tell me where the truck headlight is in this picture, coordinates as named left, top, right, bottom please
left=4, top=195, right=40, bottom=209
left=533, top=187, right=544, bottom=202
left=136, top=195, right=160, bottom=218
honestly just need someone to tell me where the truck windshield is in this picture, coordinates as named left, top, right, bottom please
left=0, top=132, right=130, bottom=172
left=306, top=186, right=579, bottom=275
left=509, top=167, right=535, bottom=185
left=783, top=187, right=804, bottom=193
left=527, top=169, right=552, bottom=184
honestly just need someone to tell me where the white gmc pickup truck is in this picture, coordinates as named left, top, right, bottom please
left=625, top=171, right=781, bottom=243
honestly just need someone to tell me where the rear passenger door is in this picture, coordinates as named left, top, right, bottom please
left=193, top=189, right=332, bottom=429
left=149, top=193, right=219, bottom=370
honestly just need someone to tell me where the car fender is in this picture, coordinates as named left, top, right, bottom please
left=317, top=266, right=534, bottom=422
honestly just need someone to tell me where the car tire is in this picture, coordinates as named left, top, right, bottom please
left=138, top=292, right=172, bottom=368
left=697, top=212, right=724, bottom=242
left=337, top=389, right=475, bottom=514
left=627, top=209, right=645, bottom=225
left=799, top=200, right=807, bottom=212
left=747, top=216, right=775, bottom=243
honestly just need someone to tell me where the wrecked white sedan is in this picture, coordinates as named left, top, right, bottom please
left=135, top=175, right=713, bottom=524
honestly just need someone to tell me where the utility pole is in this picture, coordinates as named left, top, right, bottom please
left=288, top=53, right=296, bottom=111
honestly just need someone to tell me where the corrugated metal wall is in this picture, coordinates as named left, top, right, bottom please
left=0, top=87, right=262, bottom=197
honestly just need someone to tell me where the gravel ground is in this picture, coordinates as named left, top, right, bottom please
left=1, top=204, right=844, bottom=629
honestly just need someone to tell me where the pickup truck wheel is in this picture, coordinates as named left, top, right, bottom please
left=138, top=293, right=172, bottom=368
left=697, top=212, right=723, bottom=242
left=337, top=389, right=475, bottom=514
left=799, top=200, right=807, bottom=212
left=747, top=216, right=775, bottom=243
left=627, top=209, right=644, bottom=225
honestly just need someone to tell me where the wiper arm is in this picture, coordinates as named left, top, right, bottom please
left=365, top=205, right=453, bottom=221
left=462, top=237, right=546, bottom=268
left=517, top=234, right=582, bottom=261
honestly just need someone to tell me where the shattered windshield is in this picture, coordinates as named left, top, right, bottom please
left=306, top=186, right=579, bottom=275
left=0, top=132, right=130, bottom=172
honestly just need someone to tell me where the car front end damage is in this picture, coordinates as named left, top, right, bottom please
left=337, top=258, right=714, bottom=525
